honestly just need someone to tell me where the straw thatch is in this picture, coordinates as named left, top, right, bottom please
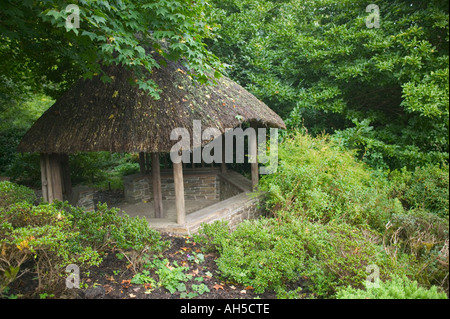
left=18, top=54, right=285, bottom=154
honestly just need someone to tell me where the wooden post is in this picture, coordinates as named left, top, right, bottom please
left=49, top=154, right=63, bottom=201
left=139, top=152, right=146, bottom=175
left=151, top=153, right=163, bottom=218
left=249, top=127, right=259, bottom=191
left=40, top=154, right=49, bottom=202
left=60, top=153, right=72, bottom=199
left=221, top=134, right=227, bottom=174
left=44, top=154, right=54, bottom=203
left=146, top=153, right=151, bottom=172
left=173, top=161, right=186, bottom=225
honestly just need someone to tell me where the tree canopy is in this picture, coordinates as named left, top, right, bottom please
left=0, top=0, right=223, bottom=104
left=207, top=0, right=449, bottom=169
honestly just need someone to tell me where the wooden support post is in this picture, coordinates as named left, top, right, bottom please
left=145, top=153, right=151, bottom=172
left=173, top=161, right=186, bottom=225
left=40, top=154, right=49, bottom=202
left=151, top=153, right=163, bottom=218
left=139, top=152, right=146, bottom=175
left=60, top=153, right=72, bottom=199
left=44, top=154, right=54, bottom=203
left=49, top=154, right=63, bottom=201
left=249, top=128, right=259, bottom=191
left=221, top=134, right=227, bottom=174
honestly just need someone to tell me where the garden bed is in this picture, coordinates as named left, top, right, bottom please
left=4, top=233, right=308, bottom=299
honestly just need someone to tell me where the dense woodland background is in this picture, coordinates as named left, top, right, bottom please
left=0, top=0, right=449, bottom=299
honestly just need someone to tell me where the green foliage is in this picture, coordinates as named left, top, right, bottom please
left=0, top=0, right=223, bottom=102
left=197, top=218, right=307, bottom=294
left=55, top=201, right=169, bottom=273
left=0, top=182, right=170, bottom=295
left=336, top=275, right=448, bottom=299
left=149, top=258, right=192, bottom=294
left=0, top=95, right=53, bottom=185
left=197, top=133, right=448, bottom=297
left=196, top=217, right=400, bottom=297
left=208, top=0, right=449, bottom=169
left=389, top=164, right=449, bottom=218
left=259, top=132, right=403, bottom=231
left=191, top=283, right=210, bottom=295
left=131, top=270, right=156, bottom=287
left=383, top=209, right=449, bottom=294
left=0, top=201, right=101, bottom=293
left=0, top=181, right=36, bottom=208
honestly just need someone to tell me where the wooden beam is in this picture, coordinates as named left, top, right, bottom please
left=44, top=154, right=54, bottom=203
left=249, top=128, right=259, bottom=191
left=40, top=154, right=49, bottom=202
left=49, top=153, right=63, bottom=201
left=173, top=161, right=186, bottom=225
left=139, top=152, right=146, bottom=175
left=221, top=134, right=227, bottom=174
left=60, top=153, right=72, bottom=199
left=151, top=153, right=163, bottom=218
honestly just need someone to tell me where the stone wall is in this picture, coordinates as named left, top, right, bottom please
left=68, top=186, right=95, bottom=212
left=157, top=192, right=266, bottom=235
left=123, top=168, right=245, bottom=204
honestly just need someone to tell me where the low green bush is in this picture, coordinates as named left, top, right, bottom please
left=336, top=275, right=448, bottom=299
left=259, top=132, right=404, bottom=232
left=196, top=216, right=402, bottom=297
left=0, top=182, right=170, bottom=296
left=389, top=164, right=449, bottom=218
left=0, top=202, right=101, bottom=294
left=197, top=218, right=307, bottom=295
left=0, top=181, right=37, bottom=208
left=54, top=201, right=170, bottom=273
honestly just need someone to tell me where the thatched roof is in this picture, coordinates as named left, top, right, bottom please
left=18, top=55, right=285, bottom=154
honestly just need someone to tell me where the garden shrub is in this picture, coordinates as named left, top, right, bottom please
left=196, top=216, right=402, bottom=297
left=0, top=182, right=169, bottom=295
left=389, top=164, right=449, bottom=218
left=336, top=275, right=448, bottom=299
left=0, top=181, right=37, bottom=208
left=0, top=202, right=101, bottom=294
left=209, top=218, right=306, bottom=295
left=54, top=201, right=170, bottom=273
left=259, top=132, right=404, bottom=232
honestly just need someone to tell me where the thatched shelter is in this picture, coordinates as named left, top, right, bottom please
left=18, top=54, right=285, bottom=225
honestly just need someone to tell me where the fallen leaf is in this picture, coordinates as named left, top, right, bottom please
left=105, top=275, right=115, bottom=282
left=103, top=285, right=113, bottom=294
left=181, top=247, right=191, bottom=252
left=129, top=293, right=136, bottom=298
left=240, top=290, right=247, bottom=294
left=213, top=284, right=224, bottom=291
left=229, top=285, right=236, bottom=290
left=144, top=283, right=152, bottom=290
left=189, top=268, right=199, bottom=276
left=121, top=279, right=131, bottom=289
left=245, top=286, right=254, bottom=290
left=195, top=248, right=201, bottom=253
